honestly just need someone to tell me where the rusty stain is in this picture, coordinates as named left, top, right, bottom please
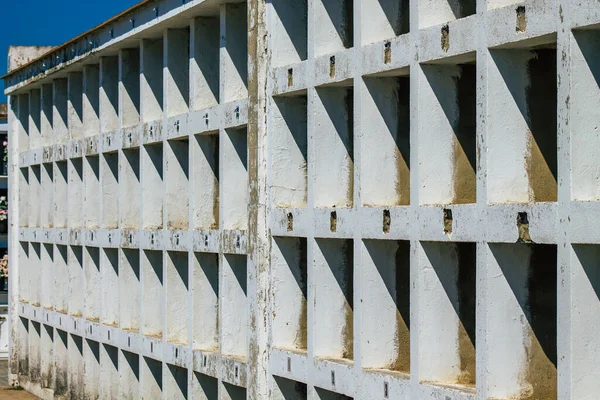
left=516, top=6, right=527, bottom=33
left=383, top=209, right=391, bottom=234
left=330, top=56, right=336, bottom=78
left=441, top=25, right=450, bottom=52
left=443, top=208, right=453, bottom=235
left=287, top=68, right=293, bottom=87
left=384, top=42, right=391, bottom=64
left=330, top=211, right=337, bottom=233
left=517, top=212, right=533, bottom=243
left=287, top=212, right=293, bottom=232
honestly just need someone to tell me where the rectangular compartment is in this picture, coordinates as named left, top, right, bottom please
left=487, top=243, right=556, bottom=399
left=222, top=128, right=248, bottom=230
left=83, top=65, right=100, bottom=137
left=571, top=30, right=600, bottom=201
left=119, top=48, right=141, bottom=128
left=120, top=148, right=140, bottom=229
left=220, top=3, right=248, bottom=103
left=120, top=350, right=140, bottom=399
left=99, top=344, right=119, bottom=399
left=419, top=242, right=476, bottom=387
left=41, top=243, right=54, bottom=310
left=166, top=138, right=189, bottom=230
left=141, top=250, right=163, bottom=338
left=53, top=79, right=69, bottom=143
left=142, top=144, right=164, bottom=229
left=54, top=161, right=68, bottom=228
left=19, top=242, right=29, bottom=302
left=361, top=0, right=409, bottom=45
left=101, top=248, right=119, bottom=327
left=100, top=56, right=119, bottom=133
left=29, top=321, right=41, bottom=383
left=166, top=251, right=189, bottom=345
left=68, top=158, right=83, bottom=228
left=29, top=243, right=41, bottom=306
left=101, top=152, right=119, bottom=229
left=361, top=76, right=410, bottom=206
left=361, top=240, right=410, bottom=372
left=68, top=71, right=84, bottom=140
left=120, top=249, right=141, bottom=333
left=191, top=17, right=220, bottom=110
left=54, top=245, right=69, bottom=314
left=314, top=239, right=354, bottom=361
left=193, top=252, right=219, bottom=351
left=570, top=245, right=600, bottom=397
left=273, top=376, right=308, bottom=399
left=29, top=89, right=41, bottom=149
left=314, top=87, right=354, bottom=208
left=488, top=48, right=557, bottom=204
left=316, top=388, right=352, bottom=399
left=142, top=357, right=163, bottom=399
left=221, top=254, right=247, bottom=357
left=269, top=0, right=308, bottom=67
left=40, top=85, right=52, bottom=146
left=84, top=155, right=100, bottom=229
left=419, top=0, right=476, bottom=29
left=271, top=237, right=308, bottom=351
left=419, top=63, right=476, bottom=205
left=40, top=324, right=54, bottom=389
left=165, top=363, right=188, bottom=400
left=19, top=168, right=29, bottom=227
left=84, top=247, right=101, bottom=322
left=141, top=39, right=164, bottom=122
left=192, top=133, right=219, bottom=230
left=41, top=163, right=54, bottom=227
left=165, top=28, right=190, bottom=117
left=54, top=329, right=69, bottom=397
left=18, top=318, right=29, bottom=376
left=192, top=372, right=218, bottom=399
left=271, top=96, right=308, bottom=208
left=314, top=0, right=354, bottom=56
left=29, top=165, right=41, bottom=227
left=83, top=339, right=100, bottom=399
left=68, top=246, right=84, bottom=317
left=222, top=382, right=247, bottom=400
left=68, top=334, right=84, bottom=399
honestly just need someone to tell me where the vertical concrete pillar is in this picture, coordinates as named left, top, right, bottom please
left=119, top=48, right=141, bottom=129
left=100, top=56, right=119, bottom=133
left=68, top=72, right=84, bottom=140
left=83, top=65, right=100, bottom=137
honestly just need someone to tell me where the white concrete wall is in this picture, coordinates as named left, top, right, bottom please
left=7, top=0, right=599, bottom=399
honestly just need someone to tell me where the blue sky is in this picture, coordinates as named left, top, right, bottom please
left=1, top=0, right=139, bottom=102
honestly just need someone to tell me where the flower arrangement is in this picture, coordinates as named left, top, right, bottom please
left=0, top=255, right=8, bottom=278
left=0, top=197, right=7, bottom=222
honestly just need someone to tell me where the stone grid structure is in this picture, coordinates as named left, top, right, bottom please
left=4, top=0, right=600, bottom=398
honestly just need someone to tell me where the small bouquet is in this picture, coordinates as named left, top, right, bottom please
left=0, top=255, right=8, bottom=278
left=0, top=197, right=7, bottom=222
